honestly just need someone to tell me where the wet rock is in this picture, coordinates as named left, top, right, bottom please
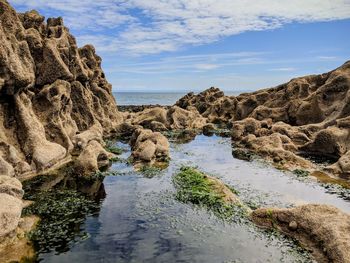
left=202, top=123, right=216, bottom=136
left=0, top=176, right=23, bottom=240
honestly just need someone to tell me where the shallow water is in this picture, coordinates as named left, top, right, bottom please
left=37, top=135, right=350, bottom=262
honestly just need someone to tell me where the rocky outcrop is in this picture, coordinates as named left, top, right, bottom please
left=0, top=1, right=124, bottom=256
left=130, top=128, right=170, bottom=163
left=251, top=204, right=350, bottom=263
left=0, top=0, right=123, bottom=180
left=176, top=62, right=350, bottom=177
left=125, top=105, right=207, bottom=131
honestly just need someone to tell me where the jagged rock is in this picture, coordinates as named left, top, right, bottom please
left=167, top=106, right=206, bottom=130
left=177, top=62, right=350, bottom=177
left=0, top=0, right=123, bottom=179
left=251, top=204, right=350, bottom=263
left=0, top=1, right=125, bottom=251
left=0, top=0, right=35, bottom=95
left=130, top=128, right=169, bottom=163
left=300, top=126, right=349, bottom=158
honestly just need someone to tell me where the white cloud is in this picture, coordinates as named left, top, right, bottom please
left=9, top=0, right=350, bottom=55
left=316, top=56, right=338, bottom=60
left=269, top=67, right=297, bottom=71
left=194, top=64, right=220, bottom=70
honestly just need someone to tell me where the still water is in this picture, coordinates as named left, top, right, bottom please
left=113, top=91, right=240, bottom=106
left=38, top=135, right=350, bottom=262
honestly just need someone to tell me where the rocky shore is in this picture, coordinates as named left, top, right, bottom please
left=0, top=0, right=350, bottom=262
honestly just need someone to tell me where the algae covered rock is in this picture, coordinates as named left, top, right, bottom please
left=173, top=167, right=244, bottom=219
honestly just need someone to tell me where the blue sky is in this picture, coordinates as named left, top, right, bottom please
left=9, top=0, right=350, bottom=92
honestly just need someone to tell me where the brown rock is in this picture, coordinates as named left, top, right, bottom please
left=251, top=204, right=350, bottom=263
left=130, top=128, right=169, bottom=163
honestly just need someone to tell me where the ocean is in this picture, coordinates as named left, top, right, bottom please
left=113, top=91, right=241, bottom=106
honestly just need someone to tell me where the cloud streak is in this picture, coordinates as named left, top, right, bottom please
left=9, top=0, right=350, bottom=55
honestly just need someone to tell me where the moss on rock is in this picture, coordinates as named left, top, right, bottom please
left=173, top=166, right=247, bottom=219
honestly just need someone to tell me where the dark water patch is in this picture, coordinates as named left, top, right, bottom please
left=297, top=151, right=339, bottom=165
left=162, top=129, right=198, bottom=144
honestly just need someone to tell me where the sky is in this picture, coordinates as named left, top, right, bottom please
left=9, top=0, right=350, bottom=93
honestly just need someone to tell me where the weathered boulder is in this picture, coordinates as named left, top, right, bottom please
left=0, top=176, right=24, bottom=199
left=251, top=204, right=350, bottom=263
left=74, top=140, right=111, bottom=176
left=0, top=176, right=23, bottom=240
left=127, top=105, right=207, bottom=131
left=0, top=194, right=22, bottom=239
left=130, top=128, right=169, bottom=163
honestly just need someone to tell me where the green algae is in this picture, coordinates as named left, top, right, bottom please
left=293, top=169, right=310, bottom=178
left=104, top=140, right=124, bottom=155
left=23, top=189, right=100, bottom=254
left=173, top=166, right=247, bottom=220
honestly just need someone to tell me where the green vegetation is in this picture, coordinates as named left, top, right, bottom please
left=139, top=165, right=162, bottom=178
left=293, top=169, right=310, bottom=178
left=23, top=189, right=100, bottom=254
left=82, top=170, right=106, bottom=182
left=105, top=140, right=124, bottom=155
left=173, top=166, right=246, bottom=220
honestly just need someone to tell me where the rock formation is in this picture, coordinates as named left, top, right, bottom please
left=175, top=62, right=350, bottom=177
left=0, top=0, right=125, bottom=257
left=130, top=128, right=169, bottom=163
left=0, top=0, right=123, bottom=180
left=124, top=105, right=207, bottom=131
left=251, top=204, right=350, bottom=263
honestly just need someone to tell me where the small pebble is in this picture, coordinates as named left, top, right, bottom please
left=289, top=220, right=298, bottom=231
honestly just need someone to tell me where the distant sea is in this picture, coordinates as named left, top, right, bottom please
left=113, top=91, right=242, bottom=106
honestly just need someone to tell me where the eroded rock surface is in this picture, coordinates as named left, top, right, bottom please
left=251, top=204, right=350, bottom=263
left=0, top=176, right=23, bottom=241
left=130, top=128, right=170, bottom=163
left=176, top=62, right=350, bottom=177
left=125, top=105, right=207, bottom=131
left=0, top=0, right=123, bottom=179
left=0, top=1, right=124, bottom=254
